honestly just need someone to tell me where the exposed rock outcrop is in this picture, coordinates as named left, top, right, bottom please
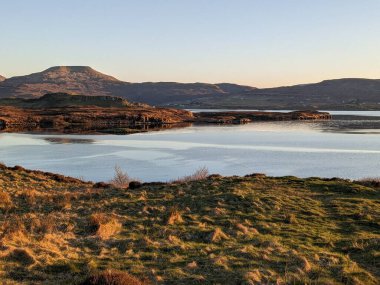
left=194, top=110, right=331, bottom=124
left=0, top=93, right=194, bottom=133
left=0, top=105, right=194, bottom=132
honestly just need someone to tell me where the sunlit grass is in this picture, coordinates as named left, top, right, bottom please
left=0, top=164, right=379, bottom=284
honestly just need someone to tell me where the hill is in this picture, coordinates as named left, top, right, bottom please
left=0, top=66, right=256, bottom=105
left=0, top=66, right=125, bottom=98
left=184, top=78, right=380, bottom=110
left=1, top=66, right=380, bottom=109
left=0, top=165, right=379, bottom=284
left=0, top=75, right=5, bottom=82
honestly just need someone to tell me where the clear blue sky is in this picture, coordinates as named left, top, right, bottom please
left=1, top=0, right=379, bottom=87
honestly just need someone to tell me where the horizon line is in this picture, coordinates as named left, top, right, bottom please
left=1, top=65, right=379, bottom=89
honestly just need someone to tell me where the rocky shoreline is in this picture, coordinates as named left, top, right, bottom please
left=194, top=110, right=332, bottom=124
left=0, top=105, right=194, bottom=134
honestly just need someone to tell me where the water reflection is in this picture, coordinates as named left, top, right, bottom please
left=0, top=122, right=193, bottom=135
left=44, top=138, right=95, bottom=144
left=317, top=119, right=380, bottom=134
left=0, top=118, right=379, bottom=182
left=188, top=109, right=380, bottom=117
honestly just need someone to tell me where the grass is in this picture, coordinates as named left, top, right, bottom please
left=80, top=269, right=147, bottom=285
left=171, top=166, right=209, bottom=183
left=88, top=213, right=122, bottom=240
left=0, top=164, right=379, bottom=284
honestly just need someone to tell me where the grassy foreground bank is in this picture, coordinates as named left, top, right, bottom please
left=0, top=164, right=379, bottom=284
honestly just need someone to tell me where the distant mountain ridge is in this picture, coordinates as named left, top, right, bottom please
left=1, top=66, right=379, bottom=110
left=195, top=78, right=380, bottom=110
left=0, top=75, right=5, bottom=82
left=0, top=66, right=257, bottom=104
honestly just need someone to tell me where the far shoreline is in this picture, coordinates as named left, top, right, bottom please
left=0, top=93, right=331, bottom=135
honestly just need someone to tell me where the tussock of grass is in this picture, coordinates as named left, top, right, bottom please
left=80, top=269, right=146, bottom=285
left=172, top=166, right=209, bottom=183
left=88, top=213, right=122, bottom=240
left=0, top=165, right=379, bottom=284
left=166, top=207, right=184, bottom=225
left=207, top=227, right=229, bottom=243
left=0, top=191, right=12, bottom=212
left=6, top=248, right=36, bottom=266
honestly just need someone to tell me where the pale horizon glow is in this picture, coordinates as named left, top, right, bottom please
left=1, top=0, right=380, bottom=88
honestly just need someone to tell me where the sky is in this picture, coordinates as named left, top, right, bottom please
left=1, top=0, right=379, bottom=87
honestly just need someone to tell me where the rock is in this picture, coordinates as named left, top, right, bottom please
left=93, top=182, right=112, bottom=189
left=245, top=173, right=267, bottom=178
left=195, top=110, right=331, bottom=124
left=208, top=174, right=223, bottom=179
left=129, top=181, right=142, bottom=189
left=11, top=165, right=25, bottom=171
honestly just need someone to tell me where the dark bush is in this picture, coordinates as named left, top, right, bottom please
left=12, top=165, right=25, bottom=171
left=129, top=181, right=142, bottom=189
left=93, top=182, right=112, bottom=189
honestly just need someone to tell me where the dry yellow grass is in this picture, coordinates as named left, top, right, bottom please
left=166, top=207, right=184, bottom=225
left=80, top=269, right=146, bottom=285
left=0, top=191, right=12, bottom=212
left=0, top=164, right=379, bottom=284
left=88, top=213, right=122, bottom=240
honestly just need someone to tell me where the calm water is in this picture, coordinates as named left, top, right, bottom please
left=1, top=113, right=380, bottom=182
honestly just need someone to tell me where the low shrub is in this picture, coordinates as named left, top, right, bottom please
left=128, top=181, right=142, bottom=190
left=109, top=166, right=131, bottom=188
left=173, top=166, right=209, bottom=183
left=358, top=177, right=380, bottom=187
